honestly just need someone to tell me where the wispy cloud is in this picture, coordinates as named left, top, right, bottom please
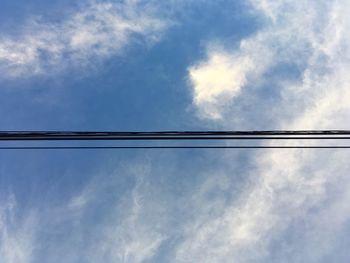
left=0, top=0, right=168, bottom=77
left=3, top=1, right=350, bottom=262
left=104, top=175, right=165, bottom=263
left=0, top=194, right=37, bottom=263
left=30, top=161, right=168, bottom=263
left=188, top=1, right=350, bottom=123
left=183, top=0, right=350, bottom=261
left=86, top=172, right=166, bottom=263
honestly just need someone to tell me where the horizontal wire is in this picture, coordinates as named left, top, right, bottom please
left=2, top=130, right=350, bottom=136
left=2, top=131, right=350, bottom=150
left=2, top=137, right=350, bottom=140
left=1, top=130, right=350, bottom=141
left=1, top=146, right=350, bottom=150
left=0, top=135, right=350, bottom=141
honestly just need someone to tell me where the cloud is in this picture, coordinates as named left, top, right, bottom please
left=0, top=194, right=37, bottom=263
left=188, top=1, right=349, bottom=122
left=85, top=172, right=166, bottom=263
left=188, top=40, right=272, bottom=120
left=2, top=1, right=350, bottom=262
left=189, top=49, right=254, bottom=120
left=0, top=0, right=168, bottom=77
left=26, top=160, right=169, bottom=263
left=104, top=176, right=165, bottom=263
left=182, top=0, right=350, bottom=262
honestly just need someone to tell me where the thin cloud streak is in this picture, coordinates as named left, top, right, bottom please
left=0, top=0, right=167, bottom=77
left=22, top=161, right=168, bottom=263
left=0, top=194, right=37, bottom=263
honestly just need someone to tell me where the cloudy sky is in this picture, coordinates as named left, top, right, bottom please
left=1, top=0, right=350, bottom=262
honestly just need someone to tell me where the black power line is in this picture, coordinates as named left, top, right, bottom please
left=1, top=146, right=350, bottom=150
left=1, top=130, right=350, bottom=141
left=1, top=131, right=350, bottom=150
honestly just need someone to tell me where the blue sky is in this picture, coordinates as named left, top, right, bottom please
left=1, top=0, right=350, bottom=262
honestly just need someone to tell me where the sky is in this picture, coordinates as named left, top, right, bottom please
left=1, top=0, right=350, bottom=262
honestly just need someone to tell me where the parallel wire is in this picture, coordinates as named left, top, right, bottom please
left=2, top=136, right=350, bottom=140
left=2, top=130, right=350, bottom=141
left=1, top=146, right=350, bottom=150
left=1, top=131, right=350, bottom=149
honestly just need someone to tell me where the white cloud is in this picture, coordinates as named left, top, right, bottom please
left=0, top=194, right=37, bottom=263
left=189, top=50, right=255, bottom=120
left=86, top=173, right=166, bottom=263
left=0, top=0, right=168, bottom=77
left=3, top=1, right=350, bottom=262
left=188, top=1, right=348, bottom=121
left=34, top=161, right=168, bottom=263
left=182, top=0, right=350, bottom=262
left=188, top=38, right=272, bottom=120
left=107, top=176, right=166, bottom=263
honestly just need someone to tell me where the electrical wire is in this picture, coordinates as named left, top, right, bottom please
left=1, top=130, right=350, bottom=141
left=1, top=146, right=350, bottom=150
left=1, top=131, right=350, bottom=150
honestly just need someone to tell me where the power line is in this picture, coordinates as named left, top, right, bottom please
left=1, top=130, right=350, bottom=141
left=1, top=131, right=350, bottom=150
left=1, top=146, right=350, bottom=150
